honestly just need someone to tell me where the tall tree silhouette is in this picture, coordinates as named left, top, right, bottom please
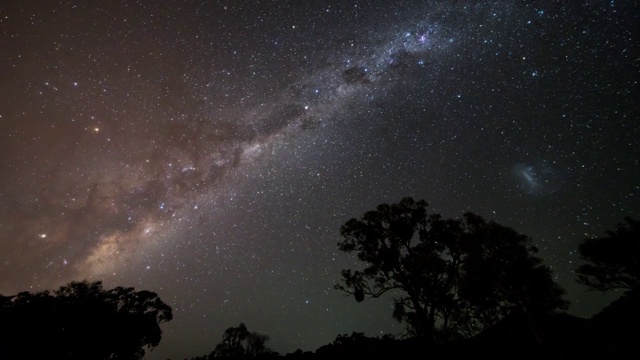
left=576, top=216, right=640, bottom=292
left=459, top=213, right=569, bottom=344
left=0, top=280, right=172, bottom=360
left=335, top=197, right=567, bottom=345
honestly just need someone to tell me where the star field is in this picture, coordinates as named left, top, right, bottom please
left=1, top=1, right=639, bottom=359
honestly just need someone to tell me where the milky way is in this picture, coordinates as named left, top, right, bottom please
left=1, top=1, right=639, bottom=358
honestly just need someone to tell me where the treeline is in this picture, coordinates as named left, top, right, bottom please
left=0, top=197, right=638, bottom=360
left=186, top=292, right=638, bottom=360
left=0, top=281, right=172, bottom=359
left=186, top=198, right=639, bottom=360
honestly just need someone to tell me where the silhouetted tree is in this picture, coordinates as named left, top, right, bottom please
left=335, top=197, right=567, bottom=345
left=576, top=216, right=640, bottom=292
left=588, top=288, right=640, bottom=357
left=211, top=323, right=275, bottom=358
left=459, top=213, right=569, bottom=344
left=0, top=280, right=172, bottom=360
left=314, top=332, right=425, bottom=359
left=246, top=331, right=271, bottom=356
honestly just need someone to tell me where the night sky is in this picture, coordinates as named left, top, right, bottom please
left=1, top=1, right=639, bottom=358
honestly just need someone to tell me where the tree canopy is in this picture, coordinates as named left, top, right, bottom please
left=210, top=323, right=276, bottom=359
left=335, top=197, right=568, bottom=345
left=0, top=280, right=172, bottom=360
left=576, top=216, right=640, bottom=292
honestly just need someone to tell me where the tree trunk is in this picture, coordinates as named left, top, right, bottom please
left=409, top=293, right=436, bottom=346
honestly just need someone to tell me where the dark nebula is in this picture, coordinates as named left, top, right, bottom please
left=1, top=1, right=638, bottom=358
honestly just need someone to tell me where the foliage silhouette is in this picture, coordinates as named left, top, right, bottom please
left=186, top=211, right=639, bottom=360
left=334, top=197, right=567, bottom=345
left=576, top=216, right=640, bottom=292
left=209, top=323, right=277, bottom=359
left=314, top=332, right=425, bottom=359
left=0, top=280, right=172, bottom=360
left=587, top=289, right=639, bottom=357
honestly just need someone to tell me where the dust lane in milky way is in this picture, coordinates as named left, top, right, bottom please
left=1, top=1, right=457, bottom=288
left=1, top=1, right=638, bottom=358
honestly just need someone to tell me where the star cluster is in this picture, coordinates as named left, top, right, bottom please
left=1, top=1, right=638, bottom=358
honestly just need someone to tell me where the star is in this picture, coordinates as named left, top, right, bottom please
left=1, top=1, right=637, bottom=358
